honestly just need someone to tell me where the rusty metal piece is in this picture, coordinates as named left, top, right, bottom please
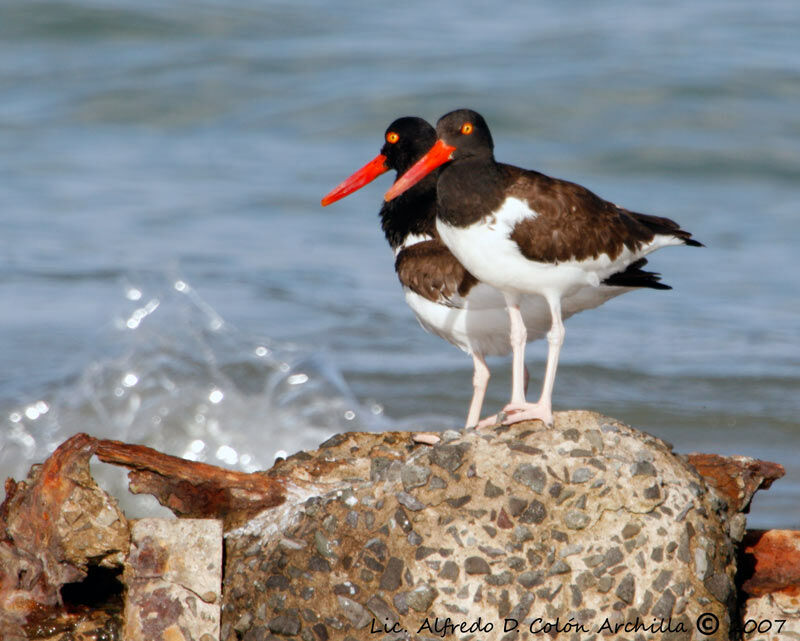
left=95, top=438, right=286, bottom=530
left=687, top=453, right=784, bottom=513
left=0, top=433, right=128, bottom=634
left=740, top=529, right=800, bottom=597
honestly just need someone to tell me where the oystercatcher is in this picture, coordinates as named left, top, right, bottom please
left=385, top=108, right=702, bottom=427
left=323, top=117, right=638, bottom=428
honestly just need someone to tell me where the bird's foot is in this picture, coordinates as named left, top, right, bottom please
left=501, top=402, right=553, bottom=427
left=412, top=432, right=441, bottom=446
left=471, top=413, right=502, bottom=429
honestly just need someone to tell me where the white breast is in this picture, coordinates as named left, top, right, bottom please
left=399, top=196, right=640, bottom=356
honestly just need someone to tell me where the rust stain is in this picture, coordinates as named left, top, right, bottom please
left=740, top=530, right=800, bottom=597
left=776, top=585, right=800, bottom=598
left=688, top=453, right=784, bottom=513
left=133, top=587, right=184, bottom=639
left=129, top=535, right=169, bottom=576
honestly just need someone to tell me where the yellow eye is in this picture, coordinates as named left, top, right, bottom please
left=386, top=132, right=399, bottom=144
left=461, top=123, right=473, bottom=135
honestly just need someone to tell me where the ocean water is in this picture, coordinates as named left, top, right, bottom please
left=1, top=1, right=798, bottom=526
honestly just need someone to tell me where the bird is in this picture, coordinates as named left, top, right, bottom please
left=384, top=108, right=702, bottom=427
left=323, top=116, right=645, bottom=429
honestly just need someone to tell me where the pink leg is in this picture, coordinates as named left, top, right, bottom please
left=470, top=295, right=528, bottom=430
left=414, top=351, right=493, bottom=442
left=474, top=357, right=530, bottom=430
left=465, top=352, right=490, bottom=428
left=505, top=294, right=528, bottom=404
left=502, top=293, right=562, bottom=427
left=536, top=294, right=564, bottom=416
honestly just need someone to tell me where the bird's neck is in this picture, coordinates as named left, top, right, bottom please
left=437, top=156, right=505, bottom=227
left=379, top=175, right=438, bottom=250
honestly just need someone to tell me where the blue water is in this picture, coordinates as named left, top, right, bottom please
left=1, top=1, right=798, bottom=527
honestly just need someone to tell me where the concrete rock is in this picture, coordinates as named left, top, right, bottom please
left=223, top=411, right=738, bottom=640
left=123, top=518, right=223, bottom=640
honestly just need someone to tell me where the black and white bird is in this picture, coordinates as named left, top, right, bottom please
left=323, top=116, right=644, bottom=428
left=385, top=109, right=702, bottom=427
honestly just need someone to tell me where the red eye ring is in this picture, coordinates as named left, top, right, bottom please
left=461, top=123, right=473, bottom=135
left=386, top=132, right=399, bottom=144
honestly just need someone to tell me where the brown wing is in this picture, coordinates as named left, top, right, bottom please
left=505, top=165, right=666, bottom=263
left=395, top=240, right=478, bottom=305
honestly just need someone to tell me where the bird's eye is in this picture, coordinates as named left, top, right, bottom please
left=386, top=132, right=399, bottom=144
left=460, top=123, right=474, bottom=135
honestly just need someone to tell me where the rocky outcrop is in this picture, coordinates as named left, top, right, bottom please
left=222, top=411, right=741, bottom=640
left=0, top=410, right=793, bottom=640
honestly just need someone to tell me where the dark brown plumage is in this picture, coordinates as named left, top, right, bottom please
left=503, top=166, right=701, bottom=265
left=394, top=240, right=479, bottom=304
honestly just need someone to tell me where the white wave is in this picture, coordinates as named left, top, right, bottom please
left=0, top=274, right=388, bottom=516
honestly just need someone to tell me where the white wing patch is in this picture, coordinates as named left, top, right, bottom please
left=489, top=196, right=536, bottom=230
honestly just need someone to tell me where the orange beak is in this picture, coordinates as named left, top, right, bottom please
left=321, top=154, right=389, bottom=206
left=384, top=139, right=455, bottom=201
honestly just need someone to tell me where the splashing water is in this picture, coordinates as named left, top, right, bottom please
left=0, top=274, right=387, bottom=515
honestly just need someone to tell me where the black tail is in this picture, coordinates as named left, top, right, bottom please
left=633, top=212, right=704, bottom=247
left=603, top=258, right=672, bottom=290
